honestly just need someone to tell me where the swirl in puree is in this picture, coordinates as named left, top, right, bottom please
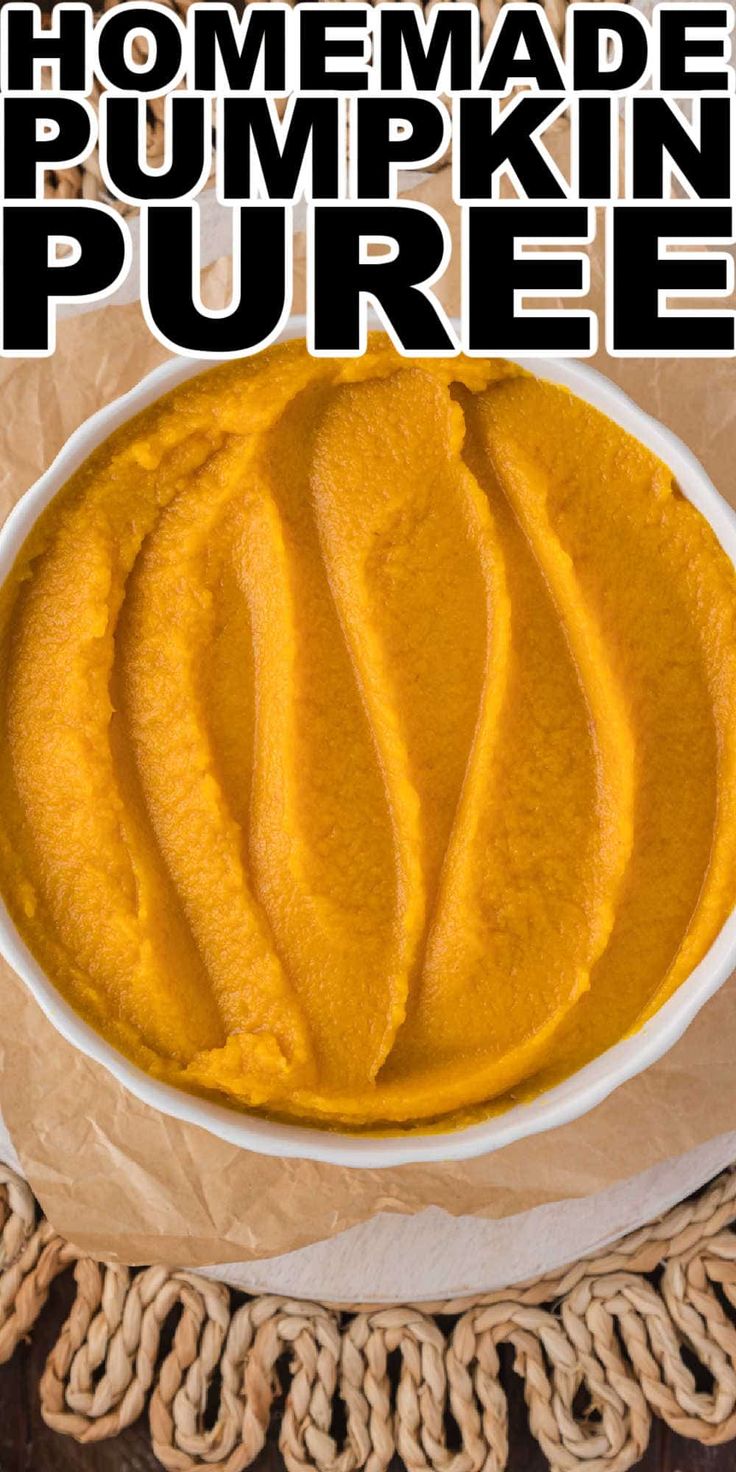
left=1, top=336, right=735, bottom=1129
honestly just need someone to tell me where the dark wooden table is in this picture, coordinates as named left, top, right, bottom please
left=0, top=1274, right=733, bottom=1472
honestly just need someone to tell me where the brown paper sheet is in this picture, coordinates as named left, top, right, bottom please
left=1, top=164, right=735, bottom=1265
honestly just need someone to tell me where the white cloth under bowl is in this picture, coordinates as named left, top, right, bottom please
left=1, top=1110, right=734, bottom=1302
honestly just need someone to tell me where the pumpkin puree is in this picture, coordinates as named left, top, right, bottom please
left=1, top=335, right=735, bottom=1129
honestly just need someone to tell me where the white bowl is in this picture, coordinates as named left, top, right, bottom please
left=2, top=318, right=736, bottom=1169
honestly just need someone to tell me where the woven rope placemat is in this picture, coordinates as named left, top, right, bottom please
left=3, top=1162, right=736, bottom=1471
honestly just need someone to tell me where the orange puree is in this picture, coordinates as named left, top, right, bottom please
left=0, top=335, right=735, bottom=1129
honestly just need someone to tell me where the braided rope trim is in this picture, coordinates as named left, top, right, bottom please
left=3, top=1164, right=736, bottom=1471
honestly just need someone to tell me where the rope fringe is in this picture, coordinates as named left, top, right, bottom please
left=3, top=1164, right=736, bottom=1470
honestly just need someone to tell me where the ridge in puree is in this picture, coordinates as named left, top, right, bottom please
left=1, top=334, right=735, bottom=1132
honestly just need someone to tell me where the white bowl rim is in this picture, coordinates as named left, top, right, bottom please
left=1, top=316, right=735, bottom=1169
